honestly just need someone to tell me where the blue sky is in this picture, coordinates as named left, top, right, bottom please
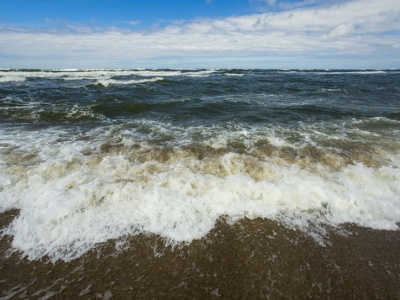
left=1, top=0, right=252, bottom=29
left=0, top=0, right=399, bottom=69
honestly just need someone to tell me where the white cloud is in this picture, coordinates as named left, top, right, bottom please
left=328, top=24, right=354, bottom=37
left=124, top=20, right=141, bottom=26
left=0, top=0, right=399, bottom=68
left=43, top=18, right=66, bottom=24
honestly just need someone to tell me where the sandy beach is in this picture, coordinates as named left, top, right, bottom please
left=1, top=209, right=399, bottom=299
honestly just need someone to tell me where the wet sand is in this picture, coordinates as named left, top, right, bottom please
left=1, top=210, right=399, bottom=299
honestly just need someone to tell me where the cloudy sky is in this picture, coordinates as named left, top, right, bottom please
left=0, top=0, right=399, bottom=69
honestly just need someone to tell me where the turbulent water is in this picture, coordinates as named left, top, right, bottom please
left=1, top=68, right=400, bottom=262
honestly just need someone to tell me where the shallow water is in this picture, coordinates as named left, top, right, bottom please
left=1, top=210, right=399, bottom=299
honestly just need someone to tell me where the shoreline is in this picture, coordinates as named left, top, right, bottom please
left=1, top=210, right=399, bottom=299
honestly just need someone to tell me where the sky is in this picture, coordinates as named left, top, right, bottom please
left=0, top=0, right=399, bottom=69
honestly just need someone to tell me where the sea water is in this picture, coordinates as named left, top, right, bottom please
left=1, top=68, right=399, bottom=262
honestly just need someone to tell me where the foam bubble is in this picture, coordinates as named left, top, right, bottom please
left=0, top=75, right=26, bottom=82
left=95, top=77, right=164, bottom=87
left=1, top=124, right=399, bottom=262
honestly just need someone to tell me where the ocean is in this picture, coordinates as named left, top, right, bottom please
left=1, top=69, right=400, bottom=298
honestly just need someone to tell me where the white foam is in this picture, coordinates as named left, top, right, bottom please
left=0, top=75, right=26, bottom=82
left=1, top=125, right=399, bottom=262
left=276, top=70, right=387, bottom=75
left=0, top=69, right=217, bottom=83
left=95, top=77, right=164, bottom=87
left=317, top=71, right=387, bottom=75
left=0, top=69, right=391, bottom=84
left=54, top=69, right=80, bottom=72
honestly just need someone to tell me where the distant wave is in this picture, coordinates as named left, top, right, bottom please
left=276, top=70, right=388, bottom=75
left=94, top=77, right=164, bottom=87
left=0, top=69, right=218, bottom=82
left=0, top=75, right=27, bottom=82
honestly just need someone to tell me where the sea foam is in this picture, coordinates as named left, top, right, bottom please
left=1, top=124, right=399, bottom=262
left=0, top=69, right=216, bottom=83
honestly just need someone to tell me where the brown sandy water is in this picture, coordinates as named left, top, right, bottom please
left=1, top=210, right=399, bottom=299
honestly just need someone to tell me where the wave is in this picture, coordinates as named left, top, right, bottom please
left=275, top=70, right=388, bottom=75
left=224, top=73, right=244, bottom=77
left=1, top=69, right=399, bottom=262
left=1, top=69, right=394, bottom=84
left=0, top=69, right=218, bottom=83
left=0, top=121, right=399, bottom=261
left=0, top=98, right=104, bottom=123
left=93, top=77, right=164, bottom=87
left=318, top=71, right=387, bottom=75
left=0, top=75, right=27, bottom=82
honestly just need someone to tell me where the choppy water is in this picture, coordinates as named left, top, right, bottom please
left=1, top=68, right=400, bottom=262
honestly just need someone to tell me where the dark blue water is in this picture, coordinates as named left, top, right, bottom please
left=1, top=69, right=400, bottom=125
